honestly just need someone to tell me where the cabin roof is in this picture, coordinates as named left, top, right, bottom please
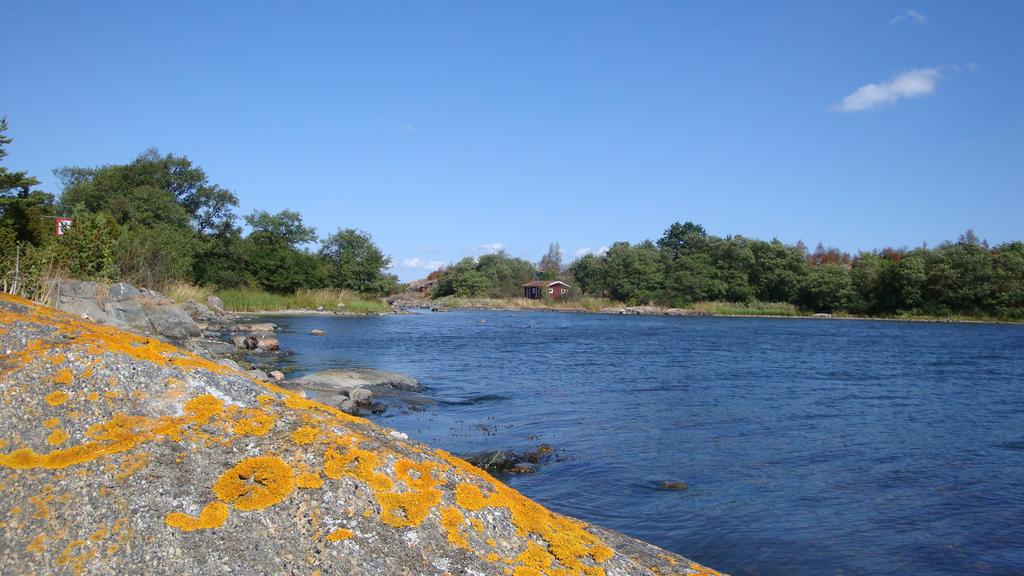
left=521, top=280, right=571, bottom=288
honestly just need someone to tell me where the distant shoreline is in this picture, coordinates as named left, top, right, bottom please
left=238, top=299, right=1023, bottom=326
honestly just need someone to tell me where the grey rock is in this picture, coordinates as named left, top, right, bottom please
left=103, top=298, right=148, bottom=329
left=339, top=398, right=358, bottom=414
left=348, top=387, right=374, bottom=406
left=285, top=368, right=421, bottom=393
left=311, top=328, right=326, bottom=336
left=206, top=295, right=224, bottom=311
left=255, top=335, right=280, bottom=351
left=147, top=303, right=202, bottom=340
left=217, top=357, right=243, bottom=372
left=247, top=322, right=277, bottom=333
left=268, top=370, right=285, bottom=381
left=231, top=335, right=258, bottom=350
left=108, top=282, right=140, bottom=301
left=245, top=369, right=269, bottom=381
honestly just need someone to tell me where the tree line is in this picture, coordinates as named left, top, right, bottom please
left=565, top=222, right=1024, bottom=319
left=0, top=118, right=396, bottom=298
left=429, top=223, right=1023, bottom=320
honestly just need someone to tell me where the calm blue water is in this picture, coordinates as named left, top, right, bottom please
left=264, top=310, right=1024, bottom=576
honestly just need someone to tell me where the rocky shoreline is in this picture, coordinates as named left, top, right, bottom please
left=0, top=292, right=724, bottom=575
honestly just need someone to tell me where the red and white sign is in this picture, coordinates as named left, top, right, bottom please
left=55, top=217, right=73, bottom=236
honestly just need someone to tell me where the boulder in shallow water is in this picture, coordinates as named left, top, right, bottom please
left=349, top=387, right=374, bottom=406
left=285, top=368, right=422, bottom=393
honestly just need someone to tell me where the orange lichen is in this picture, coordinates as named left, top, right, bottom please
left=377, top=489, right=443, bottom=528
left=471, top=517, right=485, bottom=532
left=28, top=485, right=55, bottom=519
left=591, top=545, right=614, bottom=563
left=291, top=426, right=319, bottom=445
left=296, top=467, right=324, bottom=489
left=213, top=456, right=295, bottom=511
left=232, top=408, right=276, bottom=436
left=44, top=390, right=69, bottom=406
left=284, top=394, right=363, bottom=423
left=183, top=394, right=224, bottom=424
left=444, top=450, right=611, bottom=576
left=26, top=533, right=46, bottom=553
left=440, top=506, right=470, bottom=549
left=43, top=417, right=60, bottom=429
left=114, top=452, right=149, bottom=481
left=53, top=368, right=73, bottom=386
left=46, top=429, right=70, bottom=446
left=325, top=528, right=353, bottom=542
left=89, top=528, right=109, bottom=542
left=85, top=391, right=99, bottom=402
left=165, top=501, right=229, bottom=531
left=322, top=447, right=393, bottom=491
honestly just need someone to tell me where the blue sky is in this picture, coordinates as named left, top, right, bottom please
left=2, top=1, right=1022, bottom=281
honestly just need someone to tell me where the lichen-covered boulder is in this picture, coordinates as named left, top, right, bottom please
left=0, top=294, right=722, bottom=576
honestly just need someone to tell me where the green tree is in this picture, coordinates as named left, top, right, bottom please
left=56, top=208, right=118, bottom=281
left=568, top=253, right=605, bottom=296
left=602, top=241, right=664, bottom=305
left=244, top=210, right=317, bottom=246
left=798, top=264, right=853, bottom=312
left=319, top=228, right=395, bottom=295
left=0, top=117, right=54, bottom=255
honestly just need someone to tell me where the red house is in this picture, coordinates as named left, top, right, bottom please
left=522, top=280, right=571, bottom=299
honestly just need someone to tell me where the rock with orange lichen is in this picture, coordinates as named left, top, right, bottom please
left=0, top=294, right=725, bottom=576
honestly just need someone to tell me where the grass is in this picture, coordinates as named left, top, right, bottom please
left=433, top=295, right=806, bottom=317
left=433, top=295, right=620, bottom=312
left=690, top=301, right=802, bottom=317
left=165, top=283, right=390, bottom=314
left=165, top=282, right=215, bottom=304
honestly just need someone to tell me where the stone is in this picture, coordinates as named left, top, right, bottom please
left=255, top=335, right=280, bottom=351
left=311, top=329, right=326, bottom=336
left=206, top=295, right=224, bottom=311
left=348, top=387, right=374, bottom=406
left=108, top=282, right=140, bottom=301
left=103, top=298, right=148, bottom=329
left=659, top=480, right=689, bottom=491
left=245, top=369, right=269, bottom=381
left=269, top=370, right=285, bottom=381
left=248, top=322, right=277, bottom=332
left=285, top=368, right=421, bottom=394
left=232, top=335, right=258, bottom=350
left=338, top=398, right=358, bottom=414
left=217, top=357, right=243, bottom=372
left=0, top=294, right=722, bottom=576
left=146, top=304, right=202, bottom=340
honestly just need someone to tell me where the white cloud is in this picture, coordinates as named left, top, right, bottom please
left=480, top=243, right=504, bottom=254
left=573, top=246, right=609, bottom=258
left=833, top=68, right=940, bottom=112
left=402, top=257, right=445, bottom=271
left=890, top=10, right=926, bottom=25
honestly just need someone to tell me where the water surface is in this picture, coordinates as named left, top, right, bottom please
left=265, top=310, right=1024, bottom=575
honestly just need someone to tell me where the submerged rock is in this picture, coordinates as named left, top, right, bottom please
left=0, top=294, right=723, bottom=576
left=460, top=444, right=560, bottom=476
